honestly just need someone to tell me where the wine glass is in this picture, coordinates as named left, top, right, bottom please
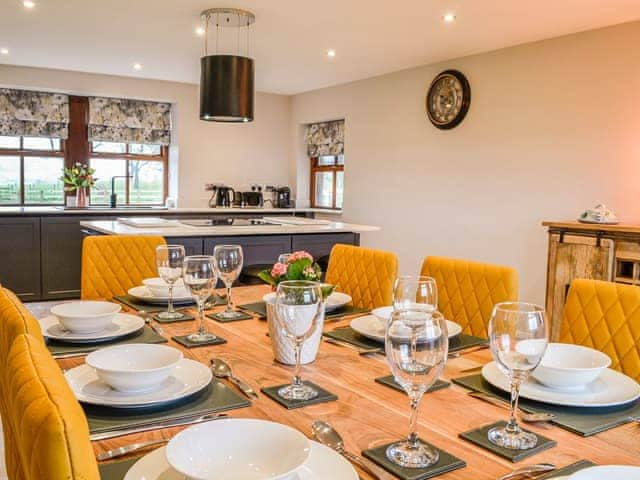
left=385, top=309, right=448, bottom=468
left=487, top=302, right=548, bottom=450
left=393, top=275, right=438, bottom=311
left=274, top=280, right=323, bottom=401
left=213, top=245, right=244, bottom=319
left=277, top=253, right=292, bottom=264
left=183, top=256, right=218, bottom=343
left=156, top=245, right=185, bottom=320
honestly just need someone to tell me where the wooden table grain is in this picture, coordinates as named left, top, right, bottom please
left=57, top=285, right=640, bottom=479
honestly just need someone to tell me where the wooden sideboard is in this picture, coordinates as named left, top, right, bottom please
left=543, top=221, right=640, bottom=340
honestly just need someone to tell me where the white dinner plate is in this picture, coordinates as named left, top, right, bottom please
left=40, top=313, right=144, bottom=344
left=128, top=285, right=194, bottom=305
left=482, top=361, right=640, bottom=407
left=567, top=466, right=640, bottom=479
left=123, top=441, right=358, bottom=480
left=324, top=291, right=352, bottom=312
left=350, top=314, right=462, bottom=343
left=65, top=358, right=212, bottom=408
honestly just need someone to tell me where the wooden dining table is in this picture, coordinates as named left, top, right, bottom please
left=56, top=285, right=640, bottom=479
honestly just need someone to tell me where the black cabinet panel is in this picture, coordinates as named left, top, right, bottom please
left=165, top=237, right=203, bottom=256
left=0, top=218, right=41, bottom=300
left=203, top=236, right=292, bottom=266
left=291, top=233, right=358, bottom=260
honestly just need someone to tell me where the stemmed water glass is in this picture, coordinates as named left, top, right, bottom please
left=487, top=302, right=548, bottom=450
left=156, top=245, right=185, bottom=320
left=393, top=275, right=438, bottom=311
left=385, top=309, right=448, bottom=468
left=213, top=245, right=244, bottom=319
left=277, top=253, right=292, bottom=264
left=183, top=256, right=218, bottom=343
left=274, top=280, right=323, bottom=401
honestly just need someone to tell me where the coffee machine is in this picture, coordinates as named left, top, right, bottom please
left=276, top=186, right=292, bottom=208
left=208, top=185, right=235, bottom=208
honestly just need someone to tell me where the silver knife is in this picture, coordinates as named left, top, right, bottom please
left=53, top=351, right=89, bottom=359
left=323, top=337, right=383, bottom=355
left=90, top=412, right=227, bottom=442
left=96, top=439, right=168, bottom=461
left=228, top=374, right=258, bottom=400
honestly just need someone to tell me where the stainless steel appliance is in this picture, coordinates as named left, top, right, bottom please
left=276, top=186, right=292, bottom=208
left=244, top=186, right=263, bottom=207
left=208, top=185, right=236, bottom=208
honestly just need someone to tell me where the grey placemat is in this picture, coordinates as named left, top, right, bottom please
left=539, top=460, right=597, bottom=479
left=48, top=326, right=166, bottom=357
left=99, top=455, right=142, bottom=480
left=113, top=294, right=193, bottom=313
left=86, top=380, right=250, bottom=434
left=453, top=374, right=640, bottom=436
left=363, top=440, right=466, bottom=480
left=459, top=421, right=556, bottom=462
left=324, top=327, right=486, bottom=354
left=238, top=302, right=370, bottom=320
left=172, top=334, right=227, bottom=349
left=207, top=311, right=253, bottom=323
left=375, top=376, right=450, bottom=394
left=261, top=381, right=338, bottom=410
left=238, top=301, right=267, bottom=318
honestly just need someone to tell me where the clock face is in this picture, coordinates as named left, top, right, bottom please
left=426, top=70, right=470, bottom=129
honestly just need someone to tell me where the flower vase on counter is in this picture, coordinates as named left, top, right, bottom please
left=61, top=163, right=95, bottom=208
left=76, top=187, right=87, bottom=208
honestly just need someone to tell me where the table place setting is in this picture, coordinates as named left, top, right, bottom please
left=40, top=300, right=167, bottom=358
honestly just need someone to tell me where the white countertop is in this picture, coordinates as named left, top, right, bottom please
left=80, top=219, right=378, bottom=237
left=0, top=206, right=341, bottom=216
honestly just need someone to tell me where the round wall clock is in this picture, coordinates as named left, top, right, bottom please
left=425, top=70, right=471, bottom=130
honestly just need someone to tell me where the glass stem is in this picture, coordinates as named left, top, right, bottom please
left=197, top=298, right=207, bottom=335
left=506, top=379, right=522, bottom=434
left=225, top=283, right=233, bottom=313
left=167, top=283, right=174, bottom=314
left=292, top=341, right=303, bottom=387
left=407, top=394, right=422, bottom=449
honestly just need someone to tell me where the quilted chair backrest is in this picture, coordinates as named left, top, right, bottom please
left=3, top=334, right=100, bottom=480
left=420, top=256, right=519, bottom=338
left=325, top=244, right=398, bottom=310
left=81, top=235, right=166, bottom=299
left=560, top=279, right=640, bottom=381
left=0, top=287, right=44, bottom=480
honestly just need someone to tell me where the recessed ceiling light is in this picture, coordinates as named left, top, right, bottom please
left=326, top=49, right=336, bottom=58
left=0, top=48, right=8, bottom=55
left=195, top=26, right=205, bottom=36
left=22, top=0, right=35, bottom=8
left=442, top=13, right=456, bottom=23
left=133, top=63, right=142, bottom=70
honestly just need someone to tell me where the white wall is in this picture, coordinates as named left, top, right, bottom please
left=0, top=64, right=292, bottom=206
left=291, top=21, right=640, bottom=303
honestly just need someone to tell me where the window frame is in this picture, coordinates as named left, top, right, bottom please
left=89, top=143, right=169, bottom=206
left=309, top=155, right=344, bottom=210
left=0, top=137, right=66, bottom=206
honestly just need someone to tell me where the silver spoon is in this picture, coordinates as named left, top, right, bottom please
left=210, top=358, right=258, bottom=400
left=312, top=420, right=385, bottom=480
left=137, top=309, right=164, bottom=335
left=497, top=462, right=555, bottom=480
left=468, top=392, right=556, bottom=423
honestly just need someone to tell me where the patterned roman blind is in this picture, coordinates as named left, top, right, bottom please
left=305, top=119, right=344, bottom=157
left=88, top=97, right=172, bottom=145
left=0, top=88, right=69, bottom=139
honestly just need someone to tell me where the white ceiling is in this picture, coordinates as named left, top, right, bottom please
left=0, top=0, right=639, bottom=95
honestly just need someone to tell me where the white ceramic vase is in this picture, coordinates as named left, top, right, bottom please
left=264, top=293, right=325, bottom=365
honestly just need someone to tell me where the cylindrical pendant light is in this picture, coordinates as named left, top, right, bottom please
left=199, top=8, right=255, bottom=123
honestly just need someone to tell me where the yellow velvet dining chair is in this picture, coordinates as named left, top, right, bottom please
left=0, top=286, right=45, bottom=480
left=3, top=333, right=100, bottom=480
left=81, top=235, right=166, bottom=300
left=560, top=278, right=640, bottom=382
left=420, top=256, right=519, bottom=338
left=325, top=244, right=399, bottom=310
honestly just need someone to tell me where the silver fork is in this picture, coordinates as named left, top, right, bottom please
left=497, top=463, right=555, bottom=480
left=96, top=439, right=168, bottom=461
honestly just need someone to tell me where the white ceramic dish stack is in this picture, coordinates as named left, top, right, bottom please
left=128, top=285, right=193, bottom=305
left=142, top=277, right=189, bottom=298
left=552, top=465, right=640, bottom=480
left=50, top=301, right=121, bottom=334
left=532, top=343, right=611, bottom=389
left=86, top=344, right=183, bottom=393
left=165, top=419, right=311, bottom=480
left=39, top=313, right=144, bottom=344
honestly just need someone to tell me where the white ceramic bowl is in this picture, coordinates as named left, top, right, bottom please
left=568, top=465, right=640, bottom=479
left=86, top=344, right=183, bottom=393
left=532, top=343, right=611, bottom=389
left=142, top=277, right=187, bottom=297
left=50, top=301, right=121, bottom=334
left=166, top=418, right=311, bottom=480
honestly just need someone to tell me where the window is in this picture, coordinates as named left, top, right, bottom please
left=310, top=155, right=344, bottom=210
left=0, top=136, right=65, bottom=205
left=89, top=141, right=167, bottom=205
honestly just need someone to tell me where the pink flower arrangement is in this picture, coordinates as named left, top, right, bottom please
left=271, top=262, right=288, bottom=277
left=287, top=251, right=313, bottom=263
left=259, top=250, right=326, bottom=288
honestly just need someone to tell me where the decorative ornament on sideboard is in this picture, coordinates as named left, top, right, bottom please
left=199, top=8, right=255, bottom=123
left=426, top=69, right=471, bottom=130
left=61, top=163, right=96, bottom=208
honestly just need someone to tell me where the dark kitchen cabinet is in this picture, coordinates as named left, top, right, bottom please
left=291, top=233, right=359, bottom=261
left=0, top=218, right=41, bottom=300
left=165, top=237, right=203, bottom=256
left=203, top=235, right=292, bottom=266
